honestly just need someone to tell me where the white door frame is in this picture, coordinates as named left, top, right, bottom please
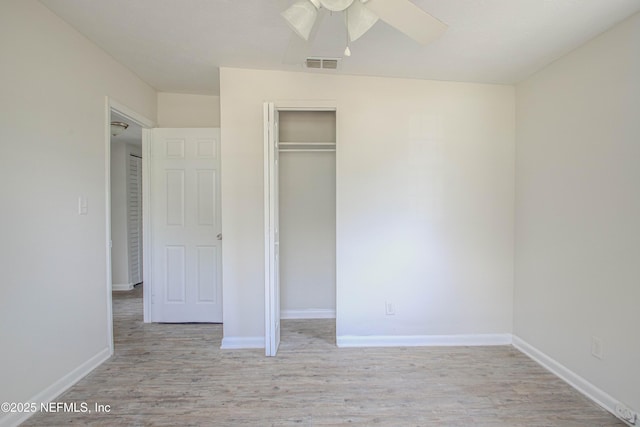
left=105, top=97, right=155, bottom=354
left=264, top=100, right=337, bottom=356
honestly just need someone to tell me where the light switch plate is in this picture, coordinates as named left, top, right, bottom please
left=78, top=196, right=88, bottom=215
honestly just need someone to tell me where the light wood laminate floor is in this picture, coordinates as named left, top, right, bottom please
left=25, top=285, right=623, bottom=426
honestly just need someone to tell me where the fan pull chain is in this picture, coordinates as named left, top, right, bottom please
left=344, top=7, right=351, bottom=56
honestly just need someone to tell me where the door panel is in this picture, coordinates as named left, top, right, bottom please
left=165, top=246, right=186, bottom=302
left=197, top=170, right=215, bottom=226
left=196, top=246, right=217, bottom=302
left=165, top=170, right=185, bottom=226
left=150, top=128, right=222, bottom=323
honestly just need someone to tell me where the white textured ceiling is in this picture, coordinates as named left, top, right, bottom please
left=41, top=0, right=640, bottom=95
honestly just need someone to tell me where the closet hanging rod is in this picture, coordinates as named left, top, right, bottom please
left=278, top=142, right=336, bottom=146
left=279, top=149, right=336, bottom=153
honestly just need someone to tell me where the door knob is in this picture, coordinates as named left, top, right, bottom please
left=217, top=233, right=223, bottom=241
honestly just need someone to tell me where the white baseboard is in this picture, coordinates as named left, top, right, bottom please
left=281, top=309, right=336, bottom=319
left=112, top=283, right=134, bottom=291
left=513, top=336, right=636, bottom=425
left=0, top=347, right=111, bottom=427
left=220, top=336, right=264, bottom=350
left=337, top=333, right=512, bottom=348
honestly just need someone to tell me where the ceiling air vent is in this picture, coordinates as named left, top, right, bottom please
left=305, top=57, right=339, bottom=70
left=306, top=58, right=322, bottom=69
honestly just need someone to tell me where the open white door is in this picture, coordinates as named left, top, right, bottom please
left=264, top=103, right=281, bottom=356
left=149, top=128, right=222, bottom=323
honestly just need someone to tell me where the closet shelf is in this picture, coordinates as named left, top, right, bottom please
left=279, top=142, right=336, bottom=153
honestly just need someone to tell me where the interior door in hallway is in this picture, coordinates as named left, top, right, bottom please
left=150, top=128, right=222, bottom=323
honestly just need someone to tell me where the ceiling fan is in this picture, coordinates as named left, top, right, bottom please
left=281, top=0, right=447, bottom=61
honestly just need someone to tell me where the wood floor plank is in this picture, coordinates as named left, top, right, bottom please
left=24, top=285, right=624, bottom=426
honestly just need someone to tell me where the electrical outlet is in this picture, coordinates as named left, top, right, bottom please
left=615, top=403, right=637, bottom=425
left=385, top=301, right=395, bottom=316
left=591, top=336, right=603, bottom=359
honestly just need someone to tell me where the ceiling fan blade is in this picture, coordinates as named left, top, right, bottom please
left=282, top=8, right=326, bottom=65
left=362, top=0, right=447, bottom=45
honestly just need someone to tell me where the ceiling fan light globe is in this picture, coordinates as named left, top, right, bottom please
left=347, top=0, right=378, bottom=41
left=281, top=0, right=319, bottom=40
left=319, top=0, right=354, bottom=12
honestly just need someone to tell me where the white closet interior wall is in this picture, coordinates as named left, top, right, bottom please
left=279, top=111, right=336, bottom=318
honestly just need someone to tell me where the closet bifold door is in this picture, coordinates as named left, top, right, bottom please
left=264, top=102, right=281, bottom=357
left=128, top=154, right=143, bottom=285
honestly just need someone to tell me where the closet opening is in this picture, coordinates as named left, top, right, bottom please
left=278, top=110, right=336, bottom=350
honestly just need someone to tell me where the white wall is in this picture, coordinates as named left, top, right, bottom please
left=157, top=92, right=220, bottom=127
left=279, top=110, right=337, bottom=143
left=220, top=68, right=515, bottom=342
left=280, top=152, right=336, bottom=315
left=515, top=12, right=640, bottom=414
left=279, top=111, right=336, bottom=316
left=0, top=0, right=156, bottom=422
left=110, top=142, right=142, bottom=287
